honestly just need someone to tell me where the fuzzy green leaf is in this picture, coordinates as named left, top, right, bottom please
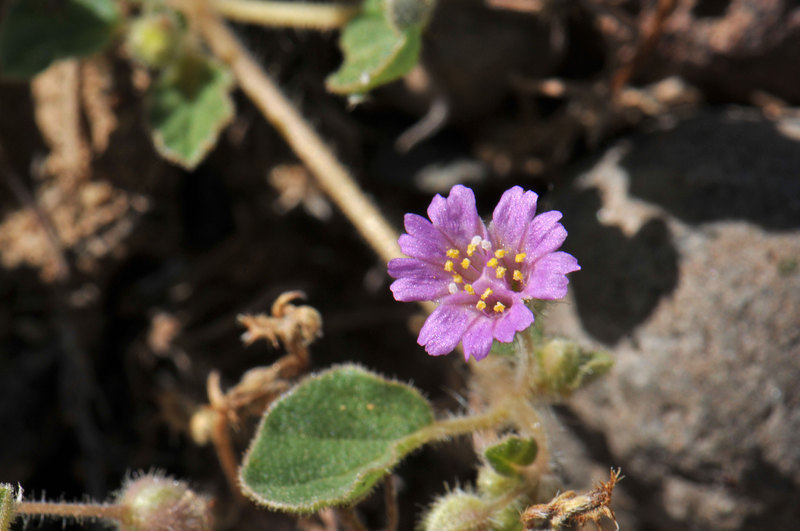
left=0, top=484, right=16, bottom=531
left=326, top=0, right=423, bottom=95
left=484, top=436, right=538, bottom=478
left=146, top=53, right=234, bottom=170
left=240, top=364, right=434, bottom=512
left=0, top=0, right=119, bottom=79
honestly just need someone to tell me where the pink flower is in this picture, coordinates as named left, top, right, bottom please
left=388, top=185, right=580, bottom=361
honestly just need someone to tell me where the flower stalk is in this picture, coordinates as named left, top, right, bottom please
left=211, top=0, right=359, bottom=29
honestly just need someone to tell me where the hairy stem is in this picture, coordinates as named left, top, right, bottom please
left=212, top=0, right=358, bottom=29
left=404, top=404, right=513, bottom=450
left=15, top=501, right=126, bottom=522
left=181, top=0, right=402, bottom=265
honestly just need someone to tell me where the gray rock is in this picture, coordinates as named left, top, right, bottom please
left=548, top=108, right=800, bottom=529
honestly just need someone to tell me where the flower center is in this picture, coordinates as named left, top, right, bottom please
left=442, top=235, right=527, bottom=302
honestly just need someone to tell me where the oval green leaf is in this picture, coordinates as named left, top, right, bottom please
left=240, top=364, right=434, bottom=513
left=484, top=436, right=538, bottom=478
left=0, top=0, right=120, bottom=79
left=146, top=53, right=234, bottom=170
left=326, top=0, right=423, bottom=95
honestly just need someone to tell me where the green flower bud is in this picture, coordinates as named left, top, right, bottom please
left=422, top=490, right=489, bottom=531
left=477, top=466, right=521, bottom=498
left=533, top=339, right=613, bottom=397
left=126, top=14, right=181, bottom=68
left=0, top=484, right=16, bottom=531
left=117, top=473, right=212, bottom=531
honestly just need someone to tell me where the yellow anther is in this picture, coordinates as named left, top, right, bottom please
left=467, top=243, right=477, bottom=256
left=495, top=249, right=507, bottom=259
left=481, top=288, right=493, bottom=300
left=446, top=248, right=460, bottom=258
left=461, top=258, right=471, bottom=269
left=487, top=258, right=498, bottom=268
left=465, top=284, right=475, bottom=295
left=453, top=274, right=463, bottom=284
left=476, top=300, right=487, bottom=311
left=493, top=302, right=506, bottom=313
left=515, top=252, right=526, bottom=263
left=496, top=266, right=507, bottom=279
left=444, top=260, right=454, bottom=272
left=513, top=270, right=524, bottom=281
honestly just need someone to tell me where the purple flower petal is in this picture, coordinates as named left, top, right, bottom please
left=418, top=303, right=473, bottom=356
left=399, top=214, right=448, bottom=260
left=388, top=258, right=450, bottom=301
left=490, top=186, right=538, bottom=250
left=427, top=185, right=486, bottom=245
left=492, top=302, right=534, bottom=342
left=522, top=211, right=567, bottom=263
left=521, top=252, right=580, bottom=300
left=461, top=317, right=493, bottom=361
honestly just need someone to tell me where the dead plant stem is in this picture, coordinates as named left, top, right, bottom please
left=212, top=0, right=357, bottom=29
left=183, top=0, right=402, bottom=265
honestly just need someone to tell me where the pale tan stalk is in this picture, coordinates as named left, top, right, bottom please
left=212, top=0, right=358, bottom=29
left=180, top=0, right=403, bottom=265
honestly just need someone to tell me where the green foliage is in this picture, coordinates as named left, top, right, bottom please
left=239, top=364, right=434, bottom=513
left=146, top=52, right=234, bottom=169
left=0, top=484, right=15, bottom=531
left=0, top=0, right=120, bottom=79
left=484, top=436, right=538, bottom=478
left=532, top=339, right=614, bottom=397
left=326, top=0, right=429, bottom=95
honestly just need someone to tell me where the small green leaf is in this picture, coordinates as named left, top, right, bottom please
left=533, top=339, right=614, bottom=397
left=326, top=0, right=424, bottom=95
left=0, top=0, right=120, bottom=79
left=240, top=364, right=434, bottom=512
left=484, top=436, right=538, bottom=478
left=0, top=484, right=16, bottom=531
left=146, top=53, right=234, bottom=169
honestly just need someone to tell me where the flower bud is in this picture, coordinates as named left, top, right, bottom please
left=117, top=473, right=212, bottom=530
left=421, top=490, right=488, bottom=531
left=126, top=14, right=181, bottom=68
left=533, top=339, right=613, bottom=397
left=0, top=484, right=16, bottom=531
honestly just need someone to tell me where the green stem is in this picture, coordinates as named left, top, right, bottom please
left=211, top=0, right=359, bottom=29
left=403, top=405, right=512, bottom=450
left=14, top=501, right=126, bottom=522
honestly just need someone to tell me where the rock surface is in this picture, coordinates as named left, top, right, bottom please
left=548, top=108, right=800, bottom=529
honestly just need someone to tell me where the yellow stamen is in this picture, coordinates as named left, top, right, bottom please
left=446, top=248, right=460, bottom=258
left=496, top=266, right=507, bottom=279
left=494, top=249, right=507, bottom=259
left=461, top=258, right=471, bottom=269
left=444, top=260, right=454, bottom=272
left=476, top=300, right=487, bottom=311
left=515, top=252, right=526, bottom=263
left=481, top=288, right=493, bottom=300
left=467, top=243, right=477, bottom=256
left=453, top=274, right=463, bottom=284
left=465, top=284, right=475, bottom=295
left=513, top=270, right=524, bottom=281
left=493, top=302, right=506, bottom=313
left=487, top=257, right=498, bottom=268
